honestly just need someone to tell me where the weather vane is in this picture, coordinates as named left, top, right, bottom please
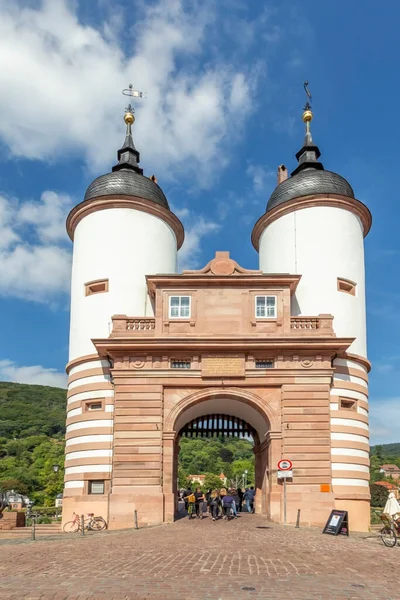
left=303, top=81, right=312, bottom=111
left=122, top=83, right=146, bottom=114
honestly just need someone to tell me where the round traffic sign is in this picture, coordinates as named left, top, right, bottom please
left=278, top=459, right=293, bottom=471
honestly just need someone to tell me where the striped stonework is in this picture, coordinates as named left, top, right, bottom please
left=330, top=356, right=370, bottom=507
left=64, top=355, right=114, bottom=498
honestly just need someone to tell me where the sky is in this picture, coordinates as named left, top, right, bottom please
left=0, top=0, right=399, bottom=444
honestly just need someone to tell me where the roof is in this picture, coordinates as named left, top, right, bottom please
left=375, top=481, right=398, bottom=489
left=267, top=168, right=354, bottom=212
left=380, top=464, right=400, bottom=471
left=83, top=116, right=170, bottom=210
left=84, top=170, right=169, bottom=209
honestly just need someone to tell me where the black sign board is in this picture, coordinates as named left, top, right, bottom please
left=322, top=510, right=349, bottom=536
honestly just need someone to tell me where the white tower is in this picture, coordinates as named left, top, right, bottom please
left=252, top=101, right=372, bottom=524
left=63, top=101, right=184, bottom=513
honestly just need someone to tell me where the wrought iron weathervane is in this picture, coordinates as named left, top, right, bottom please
left=122, top=83, right=146, bottom=114
left=303, top=80, right=312, bottom=111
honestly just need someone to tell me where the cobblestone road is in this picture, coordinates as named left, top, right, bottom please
left=0, top=513, right=398, bottom=599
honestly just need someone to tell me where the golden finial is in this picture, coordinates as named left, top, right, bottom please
left=124, top=112, right=135, bottom=125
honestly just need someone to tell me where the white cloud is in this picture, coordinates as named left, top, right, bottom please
left=0, top=359, right=67, bottom=388
left=370, top=397, right=400, bottom=445
left=0, top=0, right=259, bottom=183
left=178, top=212, right=220, bottom=270
left=246, top=163, right=274, bottom=194
left=0, top=192, right=72, bottom=303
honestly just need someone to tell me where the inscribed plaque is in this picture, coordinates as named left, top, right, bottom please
left=202, top=355, right=245, bottom=377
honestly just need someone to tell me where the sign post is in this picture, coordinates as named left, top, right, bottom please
left=277, top=460, right=293, bottom=525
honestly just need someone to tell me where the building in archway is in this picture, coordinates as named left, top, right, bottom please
left=63, top=103, right=372, bottom=532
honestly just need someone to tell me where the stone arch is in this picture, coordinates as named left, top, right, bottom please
left=165, top=387, right=280, bottom=438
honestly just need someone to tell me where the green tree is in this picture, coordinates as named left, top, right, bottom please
left=0, top=478, right=29, bottom=495
left=370, top=484, right=389, bottom=508
left=203, top=473, right=224, bottom=490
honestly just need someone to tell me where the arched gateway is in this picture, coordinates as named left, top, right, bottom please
left=63, top=103, right=372, bottom=533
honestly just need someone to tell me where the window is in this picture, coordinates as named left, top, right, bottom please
left=87, top=402, right=102, bottom=411
left=169, top=296, right=191, bottom=318
left=85, top=279, right=109, bottom=296
left=88, top=480, right=105, bottom=495
left=171, top=359, right=191, bottom=369
left=340, top=398, right=357, bottom=411
left=255, top=359, right=274, bottom=369
left=255, top=296, right=277, bottom=318
left=337, top=278, right=356, bottom=296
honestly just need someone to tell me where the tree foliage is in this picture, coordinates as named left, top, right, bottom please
left=178, top=436, right=255, bottom=487
left=0, top=382, right=66, bottom=505
left=370, top=484, right=389, bottom=508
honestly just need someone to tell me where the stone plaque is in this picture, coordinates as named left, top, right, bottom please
left=202, top=355, right=245, bottom=377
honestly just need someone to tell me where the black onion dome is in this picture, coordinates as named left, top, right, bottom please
left=267, top=169, right=354, bottom=212
left=83, top=111, right=170, bottom=210
left=266, top=111, right=354, bottom=212
left=84, top=170, right=169, bottom=209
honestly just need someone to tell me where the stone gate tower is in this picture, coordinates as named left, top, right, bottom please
left=62, top=100, right=372, bottom=532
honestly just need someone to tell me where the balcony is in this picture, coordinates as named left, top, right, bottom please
left=110, top=314, right=334, bottom=337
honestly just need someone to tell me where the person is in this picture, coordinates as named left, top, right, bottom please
left=221, top=491, right=235, bottom=519
left=237, top=488, right=244, bottom=512
left=249, top=486, right=256, bottom=513
left=184, top=490, right=196, bottom=519
left=231, top=489, right=240, bottom=518
left=194, top=487, right=204, bottom=519
left=184, top=487, right=192, bottom=512
left=244, top=487, right=253, bottom=513
left=208, top=489, right=220, bottom=521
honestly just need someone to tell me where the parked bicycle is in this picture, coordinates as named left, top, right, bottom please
left=63, top=512, right=107, bottom=533
left=380, top=514, right=400, bottom=547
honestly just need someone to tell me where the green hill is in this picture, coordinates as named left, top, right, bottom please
left=371, top=443, right=400, bottom=458
left=0, top=381, right=66, bottom=505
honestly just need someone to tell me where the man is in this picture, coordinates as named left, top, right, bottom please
left=244, top=487, right=254, bottom=513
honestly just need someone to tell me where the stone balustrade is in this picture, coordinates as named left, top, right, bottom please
left=290, top=314, right=334, bottom=335
left=111, top=313, right=335, bottom=337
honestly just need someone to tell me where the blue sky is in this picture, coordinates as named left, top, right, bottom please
left=0, top=0, right=398, bottom=444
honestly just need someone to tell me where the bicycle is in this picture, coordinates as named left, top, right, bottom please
left=380, top=514, right=399, bottom=547
left=63, top=512, right=107, bottom=533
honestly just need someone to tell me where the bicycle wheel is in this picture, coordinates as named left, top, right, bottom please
left=89, top=517, right=107, bottom=531
left=380, top=525, right=397, bottom=547
left=63, top=520, right=79, bottom=533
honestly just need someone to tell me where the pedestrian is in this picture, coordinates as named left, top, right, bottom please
left=237, top=487, right=244, bottom=512
left=194, top=487, right=205, bottom=519
left=221, top=491, right=235, bottom=520
left=249, top=486, right=256, bottom=513
left=208, top=489, right=220, bottom=521
left=184, top=490, right=196, bottom=519
left=231, top=489, right=240, bottom=518
left=244, top=487, right=253, bottom=513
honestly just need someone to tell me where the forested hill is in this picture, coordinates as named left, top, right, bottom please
left=0, top=381, right=66, bottom=439
left=371, top=443, right=400, bottom=458
left=0, top=382, right=66, bottom=505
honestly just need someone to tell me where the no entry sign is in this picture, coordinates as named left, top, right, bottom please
left=278, top=459, right=293, bottom=471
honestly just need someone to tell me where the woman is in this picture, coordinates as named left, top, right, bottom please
left=221, top=491, right=235, bottom=520
left=208, top=489, right=220, bottom=521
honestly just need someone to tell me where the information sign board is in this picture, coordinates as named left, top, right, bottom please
left=278, top=470, right=293, bottom=479
left=322, top=510, right=349, bottom=536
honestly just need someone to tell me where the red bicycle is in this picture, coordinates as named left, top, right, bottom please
left=63, top=512, right=107, bottom=533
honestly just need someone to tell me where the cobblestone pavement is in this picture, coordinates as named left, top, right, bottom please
left=0, top=513, right=398, bottom=599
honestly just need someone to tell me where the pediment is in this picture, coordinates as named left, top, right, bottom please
left=182, top=251, right=262, bottom=276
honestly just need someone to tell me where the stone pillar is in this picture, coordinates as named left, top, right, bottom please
left=163, top=431, right=176, bottom=523
left=267, top=431, right=283, bottom=522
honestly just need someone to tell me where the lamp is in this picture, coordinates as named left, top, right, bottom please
left=52, top=464, right=59, bottom=473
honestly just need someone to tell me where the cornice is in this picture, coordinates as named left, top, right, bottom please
left=146, top=273, right=301, bottom=294
left=252, top=193, right=372, bottom=251
left=92, top=335, right=354, bottom=357
left=66, top=194, right=185, bottom=249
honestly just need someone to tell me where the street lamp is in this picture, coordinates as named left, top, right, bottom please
left=52, top=464, right=59, bottom=473
left=244, top=470, right=248, bottom=488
